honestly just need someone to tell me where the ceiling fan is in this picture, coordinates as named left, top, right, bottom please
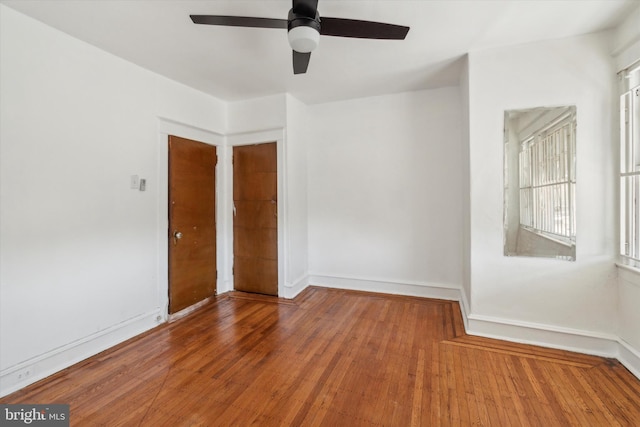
left=190, top=0, right=410, bottom=74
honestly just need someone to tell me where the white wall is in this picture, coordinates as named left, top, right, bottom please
left=459, top=55, right=472, bottom=314
left=307, top=88, right=464, bottom=298
left=226, top=94, right=287, bottom=134
left=467, top=33, right=618, bottom=347
left=611, top=3, right=640, bottom=71
left=0, top=5, right=227, bottom=396
left=284, top=95, right=309, bottom=297
left=617, top=268, right=640, bottom=348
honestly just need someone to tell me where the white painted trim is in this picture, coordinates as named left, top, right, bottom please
left=277, top=131, right=288, bottom=299
left=156, top=118, right=227, bottom=318
left=466, top=313, right=619, bottom=358
left=465, top=312, right=640, bottom=380
left=157, top=117, right=224, bottom=145
left=226, top=128, right=287, bottom=297
left=458, top=288, right=471, bottom=331
left=618, top=338, right=640, bottom=379
left=226, top=128, right=284, bottom=147
left=0, top=310, right=162, bottom=398
left=284, top=274, right=309, bottom=299
left=616, top=261, right=640, bottom=274
left=308, top=274, right=462, bottom=301
left=217, top=143, right=234, bottom=295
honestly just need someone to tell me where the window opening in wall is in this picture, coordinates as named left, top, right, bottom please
left=620, top=60, right=640, bottom=266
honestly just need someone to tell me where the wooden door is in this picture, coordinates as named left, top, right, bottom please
left=168, top=135, right=217, bottom=314
left=233, top=143, right=278, bottom=296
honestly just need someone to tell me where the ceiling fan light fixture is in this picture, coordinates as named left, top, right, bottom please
left=288, top=25, right=320, bottom=53
left=191, top=1, right=410, bottom=74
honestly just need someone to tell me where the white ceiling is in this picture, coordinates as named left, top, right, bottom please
left=2, top=0, right=638, bottom=104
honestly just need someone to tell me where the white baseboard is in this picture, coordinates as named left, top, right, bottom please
left=218, top=279, right=234, bottom=295
left=466, top=313, right=640, bottom=381
left=308, top=274, right=462, bottom=301
left=0, top=309, right=163, bottom=398
left=618, top=338, right=640, bottom=379
left=458, top=288, right=471, bottom=331
left=466, top=313, right=619, bottom=358
left=283, top=274, right=309, bottom=299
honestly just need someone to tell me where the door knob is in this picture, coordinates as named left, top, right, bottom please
left=173, top=230, right=183, bottom=245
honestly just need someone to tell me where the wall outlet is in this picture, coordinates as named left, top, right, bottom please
left=16, top=367, right=32, bottom=381
left=139, top=179, right=146, bottom=191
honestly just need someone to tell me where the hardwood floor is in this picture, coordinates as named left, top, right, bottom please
left=2, top=287, right=640, bottom=426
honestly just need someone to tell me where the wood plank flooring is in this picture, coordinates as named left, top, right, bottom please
left=2, top=286, right=640, bottom=426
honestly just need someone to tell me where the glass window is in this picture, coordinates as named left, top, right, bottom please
left=620, top=61, right=640, bottom=265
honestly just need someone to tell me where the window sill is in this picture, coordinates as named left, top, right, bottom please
left=616, top=262, right=640, bottom=275
left=616, top=262, right=640, bottom=288
left=521, top=226, right=574, bottom=248
left=615, top=261, right=640, bottom=275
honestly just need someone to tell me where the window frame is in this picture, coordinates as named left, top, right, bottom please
left=620, top=60, right=640, bottom=266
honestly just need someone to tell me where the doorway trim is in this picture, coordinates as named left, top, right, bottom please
left=227, top=128, right=286, bottom=297
left=157, top=117, right=225, bottom=319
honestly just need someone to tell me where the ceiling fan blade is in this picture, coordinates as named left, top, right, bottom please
left=320, top=17, right=409, bottom=39
left=292, top=0, right=318, bottom=18
left=293, top=51, right=311, bottom=74
left=190, top=15, right=287, bottom=29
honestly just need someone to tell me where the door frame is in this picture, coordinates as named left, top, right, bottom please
left=227, top=129, right=286, bottom=298
left=157, top=118, right=225, bottom=318
left=156, top=119, right=288, bottom=319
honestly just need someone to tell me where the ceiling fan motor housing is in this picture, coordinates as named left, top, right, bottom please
left=287, top=9, right=320, bottom=53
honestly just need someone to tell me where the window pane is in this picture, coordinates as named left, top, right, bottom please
left=621, top=83, right=640, bottom=261
left=518, top=115, right=575, bottom=241
left=622, top=175, right=640, bottom=260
